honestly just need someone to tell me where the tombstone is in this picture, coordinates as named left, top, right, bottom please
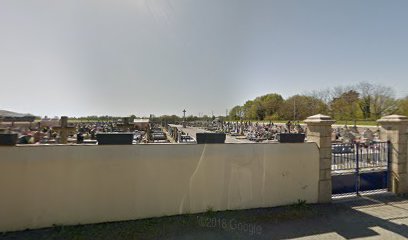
left=96, top=133, right=133, bottom=145
left=53, top=116, right=76, bottom=144
left=117, top=117, right=135, bottom=131
left=286, top=121, right=292, bottom=132
left=342, top=129, right=355, bottom=144
left=277, top=133, right=305, bottom=143
left=196, top=133, right=226, bottom=144
left=294, top=123, right=304, bottom=133
left=77, top=132, right=84, bottom=144
left=0, top=132, right=18, bottom=146
left=373, top=128, right=380, bottom=141
left=331, top=129, right=338, bottom=141
left=350, top=125, right=359, bottom=134
left=239, top=124, right=244, bottom=135
left=362, top=128, right=374, bottom=142
left=33, top=131, right=43, bottom=143
left=17, top=135, right=34, bottom=144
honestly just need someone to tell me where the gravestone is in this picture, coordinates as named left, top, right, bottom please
left=196, top=133, right=226, bottom=144
left=53, top=116, right=76, bottom=144
left=239, top=124, right=244, bottom=135
left=277, top=133, right=305, bottom=143
left=0, top=133, right=18, bottom=146
left=363, top=128, right=374, bottom=141
left=350, top=125, right=359, bottom=134
left=331, top=128, right=338, bottom=141
left=96, top=133, right=133, bottom=145
left=341, top=128, right=355, bottom=144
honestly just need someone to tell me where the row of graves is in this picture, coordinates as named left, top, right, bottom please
left=149, top=124, right=169, bottom=143
left=166, top=124, right=197, bottom=143
left=0, top=116, right=77, bottom=145
left=74, top=117, right=153, bottom=145
left=198, top=120, right=306, bottom=143
left=166, top=124, right=226, bottom=144
left=0, top=116, right=155, bottom=146
left=330, top=126, right=387, bottom=176
left=332, top=125, right=379, bottom=144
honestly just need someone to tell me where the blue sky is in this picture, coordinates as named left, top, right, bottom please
left=0, top=0, right=407, bottom=117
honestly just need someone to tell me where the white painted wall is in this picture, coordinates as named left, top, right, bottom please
left=0, top=143, right=319, bottom=232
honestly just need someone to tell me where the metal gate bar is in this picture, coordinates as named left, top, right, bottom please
left=332, top=141, right=390, bottom=195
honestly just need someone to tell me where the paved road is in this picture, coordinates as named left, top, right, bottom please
left=1, top=193, right=407, bottom=240
left=173, top=193, right=408, bottom=240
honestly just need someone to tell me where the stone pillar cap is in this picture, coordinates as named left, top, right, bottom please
left=304, top=114, right=336, bottom=124
left=377, top=115, right=408, bottom=124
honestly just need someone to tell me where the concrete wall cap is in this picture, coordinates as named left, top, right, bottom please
left=378, top=115, right=408, bottom=124
left=304, top=114, right=336, bottom=124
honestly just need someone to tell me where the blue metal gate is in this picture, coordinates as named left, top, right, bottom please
left=332, top=141, right=390, bottom=195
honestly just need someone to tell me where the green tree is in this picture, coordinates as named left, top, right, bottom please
left=242, top=100, right=255, bottom=120
left=249, top=100, right=266, bottom=120
left=279, top=95, right=328, bottom=120
left=257, top=93, right=284, bottom=118
left=330, top=90, right=361, bottom=121
left=229, top=105, right=243, bottom=121
left=396, top=96, right=408, bottom=116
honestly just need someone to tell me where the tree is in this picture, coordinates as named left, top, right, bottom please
left=257, top=93, right=284, bottom=117
left=356, top=82, right=374, bottom=119
left=229, top=105, right=243, bottom=121
left=356, top=82, right=397, bottom=119
left=278, top=95, right=328, bottom=120
left=238, top=93, right=284, bottom=120
left=306, top=88, right=332, bottom=105
left=396, top=96, right=408, bottom=116
left=249, top=100, right=266, bottom=120
left=129, top=114, right=137, bottom=122
left=371, top=86, right=398, bottom=118
left=330, top=90, right=361, bottom=121
left=242, top=100, right=255, bottom=120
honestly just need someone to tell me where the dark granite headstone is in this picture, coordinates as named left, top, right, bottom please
left=277, top=133, right=305, bottom=143
left=0, top=133, right=18, bottom=146
left=196, top=133, right=226, bottom=144
left=96, top=133, right=133, bottom=145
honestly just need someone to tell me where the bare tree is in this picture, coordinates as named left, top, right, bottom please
left=356, top=82, right=397, bottom=119
left=305, top=88, right=332, bottom=105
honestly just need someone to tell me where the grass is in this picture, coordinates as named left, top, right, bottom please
left=228, top=119, right=378, bottom=126
left=333, top=120, right=378, bottom=126
left=0, top=201, right=322, bottom=240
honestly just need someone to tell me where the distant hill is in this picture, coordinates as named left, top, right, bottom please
left=0, top=110, right=36, bottom=122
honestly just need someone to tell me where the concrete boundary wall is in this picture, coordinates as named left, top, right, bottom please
left=0, top=143, right=319, bottom=232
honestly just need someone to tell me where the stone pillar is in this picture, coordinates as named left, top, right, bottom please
left=60, top=116, right=68, bottom=144
left=305, top=114, right=335, bottom=203
left=377, top=115, right=408, bottom=194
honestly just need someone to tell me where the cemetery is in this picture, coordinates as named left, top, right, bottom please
left=1, top=1, right=408, bottom=238
left=0, top=110, right=387, bottom=146
left=1, top=114, right=408, bottom=234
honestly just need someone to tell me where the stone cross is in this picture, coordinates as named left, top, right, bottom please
left=182, top=109, right=186, bottom=128
left=53, top=116, right=76, bottom=144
